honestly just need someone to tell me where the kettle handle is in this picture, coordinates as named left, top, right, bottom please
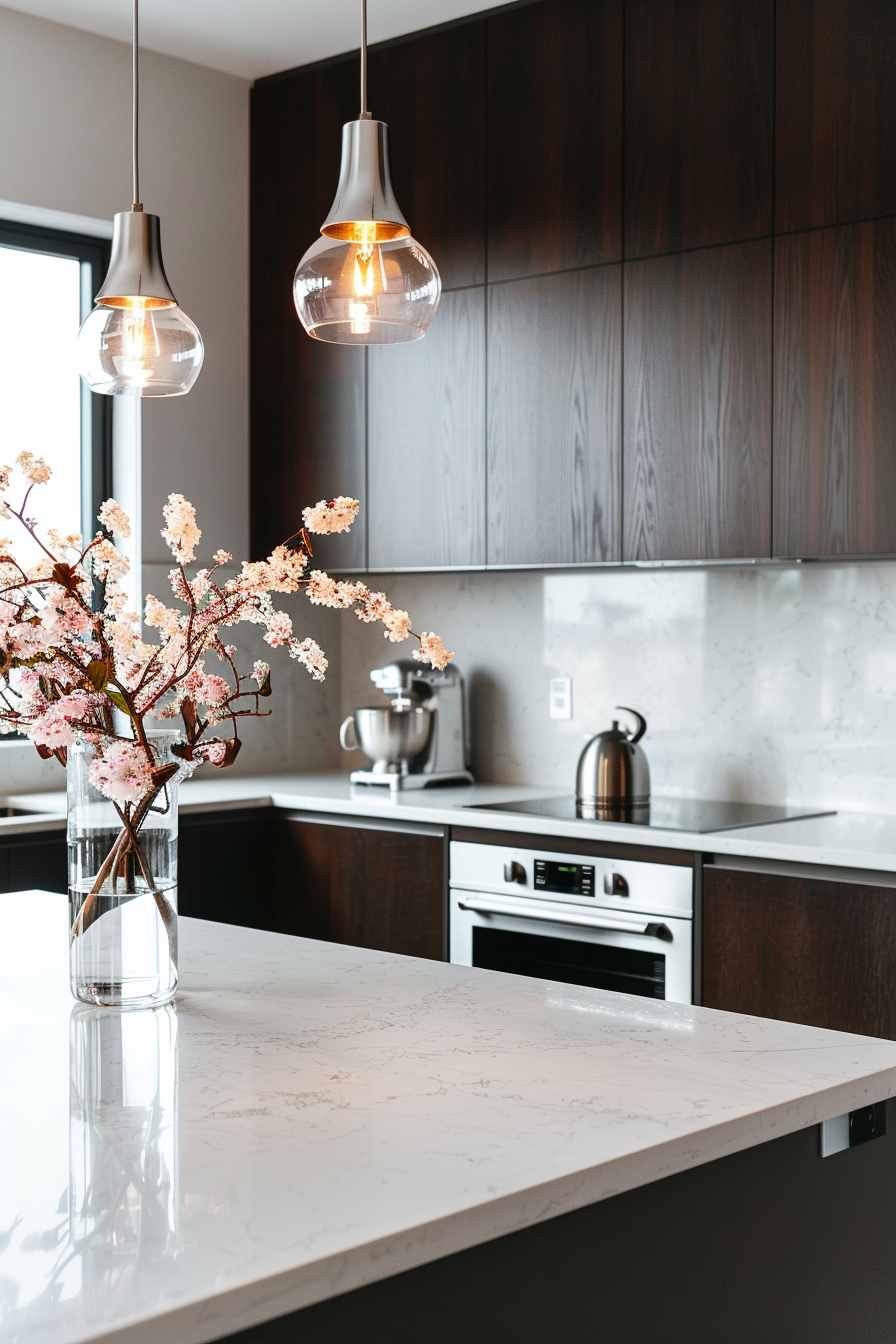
left=339, top=715, right=359, bottom=751
left=616, top=706, right=647, bottom=744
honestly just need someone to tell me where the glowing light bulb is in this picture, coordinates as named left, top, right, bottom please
left=294, top=227, right=440, bottom=346
left=77, top=295, right=203, bottom=397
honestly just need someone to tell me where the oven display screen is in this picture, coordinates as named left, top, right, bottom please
left=534, top=860, right=595, bottom=896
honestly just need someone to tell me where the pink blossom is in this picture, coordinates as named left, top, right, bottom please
left=290, top=637, right=327, bottom=681
left=201, top=739, right=228, bottom=765
left=263, top=610, right=293, bottom=647
left=161, top=493, right=201, bottom=564
left=15, top=452, right=52, bottom=485
left=265, top=544, right=308, bottom=593
left=302, top=497, right=360, bottom=535
left=88, top=741, right=154, bottom=802
left=357, top=590, right=392, bottom=623
left=251, top=660, right=270, bottom=685
left=98, top=498, right=131, bottom=539
left=382, top=608, right=411, bottom=643
left=213, top=549, right=232, bottom=567
left=413, top=631, right=454, bottom=671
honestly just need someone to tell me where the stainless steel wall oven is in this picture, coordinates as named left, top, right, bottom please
left=449, top=840, right=693, bottom=1004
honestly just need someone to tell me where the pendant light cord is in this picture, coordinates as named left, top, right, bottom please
left=132, top=0, right=141, bottom=208
left=360, top=0, right=371, bottom=118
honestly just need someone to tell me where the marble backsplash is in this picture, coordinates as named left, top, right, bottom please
left=7, top=560, right=896, bottom=815
left=338, top=563, right=896, bottom=815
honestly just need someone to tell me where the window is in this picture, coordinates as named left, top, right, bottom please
left=0, top=219, right=112, bottom=563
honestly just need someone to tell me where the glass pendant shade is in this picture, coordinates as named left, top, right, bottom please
left=78, top=210, right=203, bottom=396
left=294, top=119, right=441, bottom=344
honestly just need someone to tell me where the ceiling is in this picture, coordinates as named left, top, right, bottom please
left=4, top=0, right=492, bottom=79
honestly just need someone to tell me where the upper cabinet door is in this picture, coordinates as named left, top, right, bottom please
left=776, top=0, right=896, bottom=233
left=368, top=288, right=485, bottom=570
left=625, top=0, right=773, bottom=258
left=774, top=219, right=896, bottom=558
left=487, top=0, right=623, bottom=283
left=250, top=59, right=358, bottom=328
left=487, top=266, right=621, bottom=567
left=250, top=324, right=366, bottom=571
left=624, top=242, right=772, bottom=562
left=367, top=22, right=486, bottom=292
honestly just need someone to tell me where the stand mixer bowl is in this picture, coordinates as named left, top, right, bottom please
left=340, top=705, right=433, bottom=773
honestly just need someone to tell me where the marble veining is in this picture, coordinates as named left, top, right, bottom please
left=339, top=562, right=896, bottom=814
left=3, top=891, right=896, bottom=1344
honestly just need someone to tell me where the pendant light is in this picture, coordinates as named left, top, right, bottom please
left=77, top=0, right=203, bottom=396
left=293, top=0, right=441, bottom=345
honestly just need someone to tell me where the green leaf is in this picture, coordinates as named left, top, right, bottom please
left=86, top=659, right=108, bottom=692
left=103, top=687, right=132, bottom=717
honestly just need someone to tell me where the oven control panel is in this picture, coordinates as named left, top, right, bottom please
left=534, top=859, right=594, bottom=896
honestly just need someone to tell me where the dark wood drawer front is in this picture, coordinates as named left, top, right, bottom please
left=280, top=817, right=445, bottom=961
left=703, top=866, right=896, bottom=1039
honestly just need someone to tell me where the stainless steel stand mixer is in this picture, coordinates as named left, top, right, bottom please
left=340, top=659, right=473, bottom=790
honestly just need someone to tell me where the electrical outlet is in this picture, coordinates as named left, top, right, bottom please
left=549, top=677, right=572, bottom=720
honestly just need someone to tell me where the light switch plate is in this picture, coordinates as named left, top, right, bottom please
left=549, top=677, right=572, bottom=720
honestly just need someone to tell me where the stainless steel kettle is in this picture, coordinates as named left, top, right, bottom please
left=576, top=707, right=650, bottom=813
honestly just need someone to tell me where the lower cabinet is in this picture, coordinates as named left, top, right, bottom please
left=0, top=831, right=67, bottom=894
left=703, top=864, right=896, bottom=1039
left=178, top=808, right=281, bottom=929
left=276, top=813, right=446, bottom=961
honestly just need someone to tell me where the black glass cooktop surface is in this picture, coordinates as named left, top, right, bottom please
left=464, top=797, right=835, bottom=834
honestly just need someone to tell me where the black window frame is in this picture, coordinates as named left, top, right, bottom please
left=0, top=218, right=113, bottom=542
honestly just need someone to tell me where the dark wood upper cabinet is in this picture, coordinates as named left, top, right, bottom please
left=704, top=865, right=896, bottom=1040
left=776, top=0, right=896, bottom=234
left=487, top=265, right=621, bottom=566
left=367, top=22, right=486, bottom=292
left=251, top=57, right=359, bottom=329
left=250, top=323, right=366, bottom=569
left=773, top=219, right=896, bottom=558
left=625, top=0, right=773, bottom=258
left=487, top=0, right=622, bottom=283
left=368, top=288, right=485, bottom=570
left=623, top=241, right=772, bottom=562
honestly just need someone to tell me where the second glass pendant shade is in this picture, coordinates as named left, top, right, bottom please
left=294, top=115, right=440, bottom=344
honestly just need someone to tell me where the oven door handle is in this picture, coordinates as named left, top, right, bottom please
left=456, top=896, right=673, bottom=942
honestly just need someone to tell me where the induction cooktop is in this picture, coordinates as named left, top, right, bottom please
left=463, top=796, right=835, bottom=834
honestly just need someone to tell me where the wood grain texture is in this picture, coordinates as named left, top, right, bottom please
left=776, top=0, right=896, bottom=233
left=773, top=219, right=896, bottom=557
left=179, top=811, right=280, bottom=930
left=278, top=817, right=445, bottom=960
left=703, top=866, right=896, bottom=1040
left=625, top=0, right=773, bottom=258
left=251, top=58, right=359, bottom=328
left=250, top=322, right=366, bottom=570
left=368, top=288, right=485, bottom=569
left=487, top=0, right=623, bottom=282
left=367, top=22, right=486, bottom=291
left=623, top=241, right=772, bottom=561
left=487, top=266, right=622, bottom=566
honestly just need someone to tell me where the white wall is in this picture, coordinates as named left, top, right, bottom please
left=0, top=5, right=251, bottom=792
left=339, top=563, right=896, bottom=816
left=0, top=4, right=250, bottom=563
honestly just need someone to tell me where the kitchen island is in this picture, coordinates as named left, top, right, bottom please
left=2, top=892, right=896, bottom=1344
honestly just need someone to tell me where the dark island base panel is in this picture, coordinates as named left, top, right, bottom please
left=221, top=1105, right=896, bottom=1344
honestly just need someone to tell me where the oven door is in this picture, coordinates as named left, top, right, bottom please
left=449, top=890, right=692, bottom=1005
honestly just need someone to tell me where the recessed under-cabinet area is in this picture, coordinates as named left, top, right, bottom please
left=250, top=0, right=896, bottom=570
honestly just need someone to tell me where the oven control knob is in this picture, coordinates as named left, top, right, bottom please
left=604, top=871, right=629, bottom=897
left=504, top=861, right=527, bottom=885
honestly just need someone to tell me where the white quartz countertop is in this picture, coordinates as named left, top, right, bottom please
left=3, top=891, right=896, bottom=1344
left=7, top=771, right=896, bottom=874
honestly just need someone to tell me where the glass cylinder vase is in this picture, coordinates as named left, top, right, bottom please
left=68, top=732, right=182, bottom=1008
